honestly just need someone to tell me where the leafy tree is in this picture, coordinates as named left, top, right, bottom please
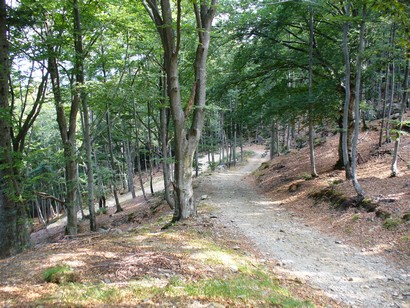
left=0, top=0, right=30, bottom=258
left=144, top=0, right=217, bottom=221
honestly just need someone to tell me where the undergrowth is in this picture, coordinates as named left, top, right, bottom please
left=309, top=187, right=378, bottom=212
left=34, top=219, right=313, bottom=307
left=42, top=265, right=78, bottom=284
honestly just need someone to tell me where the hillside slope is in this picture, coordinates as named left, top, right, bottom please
left=255, top=120, right=410, bottom=268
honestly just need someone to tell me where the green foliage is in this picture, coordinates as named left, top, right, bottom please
left=42, top=265, right=78, bottom=284
left=351, top=214, right=360, bottom=222
left=383, top=218, right=402, bottom=230
left=208, top=161, right=219, bottom=171
left=96, top=207, right=108, bottom=215
left=182, top=271, right=312, bottom=307
left=309, top=187, right=348, bottom=208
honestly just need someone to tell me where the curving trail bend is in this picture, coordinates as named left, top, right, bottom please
left=197, top=149, right=410, bottom=308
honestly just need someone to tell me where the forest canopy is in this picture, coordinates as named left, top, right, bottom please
left=0, top=0, right=409, bottom=257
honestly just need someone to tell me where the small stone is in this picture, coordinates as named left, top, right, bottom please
left=230, top=265, right=239, bottom=272
left=335, top=240, right=342, bottom=244
left=200, top=195, right=208, bottom=200
left=348, top=277, right=353, bottom=281
left=210, top=215, right=217, bottom=219
left=280, top=229, right=285, bottom=233
left=232, top=246, right=240, bottom=250
left=98, top=228, right=108, bottom=234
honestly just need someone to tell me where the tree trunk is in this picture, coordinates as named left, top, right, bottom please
left=379, top=64, right=390, bottom=147
left=144, top=0, right=216, bottom=221
left=0, top=0, right=30, bottom=257
left=74, top=0, right=96, bottom=231
left=147, top=102, right=155, bottom=195
left=342, top=2, right=352, bottom=180
left=391, top=59, right=409, bottom=177
left=48, top=47, right=79, bottom=235
left=105, top=104, right=122, bottom=213
left=233, top=123, right=237, bottom=166
left=159, top=73, right=174, bottom=208
left=308, top=8, right=318, bottom=178
left=351, top=4, right=366, bottom=198
left=124, top=141, right=136, bottom=199
left=385, top=61, right=395, bottom=143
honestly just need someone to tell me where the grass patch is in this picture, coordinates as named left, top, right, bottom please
left=39, top=271, right=312, bottom=307
left=243, top=150, right=254, bottom=158
left=351, top=214, right=360, bottom=222
left=401, top=235, right=410, bottom=242
left=383, top=218, right=402, bottom=230
left=309, top=187, right=378, bottom=213
left=329, top=179, right=343, bottom=186
left=299, top=173, right=312, bottom=181
left=309, top=187, right=348, bottom=208
left=42, top=265, right=78, bottom=284
left=96, top=207, right=108, bottom=215
left=182, top=271, right=312, bottom=307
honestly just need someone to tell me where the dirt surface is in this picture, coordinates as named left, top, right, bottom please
left=196, top=145, right=410, bottom=308
left=3, top=120, right=410, bottom=307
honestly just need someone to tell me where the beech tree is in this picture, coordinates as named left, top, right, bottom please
left=0, top=0, right=30, bottom=258
left=143, top=0, right=217, bottom=221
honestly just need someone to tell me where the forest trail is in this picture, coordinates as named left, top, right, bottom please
left=196, top=148, right=410, bottom=308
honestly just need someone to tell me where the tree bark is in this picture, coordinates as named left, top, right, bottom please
left=48, top=41, right=79, bottom=235
left=308, top=7, right=318, bottom=178
left=159, top=72, right=174, bottom=208
left=0, top=0, right=30, bottom=258
left=144, top=0, right=217, bottom=221
left=73, top=0, right=96, bottom=231
left=105, top=104, right=123, bottom=213
left=385, top=61, right=395, bottom=143
left=351, top=4, right=366, bottom=198
left=391, top=59, right=409, bottom=177
left=124, top=141, right=136, bottom=199
left=342, top=2, right=352, bottom=180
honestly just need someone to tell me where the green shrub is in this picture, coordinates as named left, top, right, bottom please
left=42, top=265, right=78, bottom=284
left=383, top=218, right=402, bottom=230
left=97, top=207, right=108, bottom=215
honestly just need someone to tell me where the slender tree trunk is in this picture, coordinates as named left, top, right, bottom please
left=159, top=73, right=174, bottom=208
left=124, top=141, right=136, bottom=199
left=379, top=64, right=390, bottom=147
left=351, top=5, right=366, bottom=198
left=308, top=7, right=318, bottom=178
left=386, top=61, right=395, bottom=143
left=74, top=0, right=96, bottom=231
left=342, top=2, right=352, bottom=180
left=391, top=59, right=409, bottom=177
left=147, top=102, right=154, bottom=195
left=105, top=104, right=122, bottom=213
left=0, top=0, right=30, bottom=257
left=270, top=119, right=275, bottom=159
left=135, top=126, right=147, bottom=201
left=48, top=49, right=79, bottom=235
left=93, top=149, right=106, bottom=206
left=233, top=123, right=237, bottom=166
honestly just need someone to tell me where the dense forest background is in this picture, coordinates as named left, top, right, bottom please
left=0, top=0, right=409, bottom=258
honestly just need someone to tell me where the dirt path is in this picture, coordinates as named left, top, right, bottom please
left=196, top=149, right=410, bottom=308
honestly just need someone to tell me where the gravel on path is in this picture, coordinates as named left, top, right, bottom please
left=197, top=150, right=410, bottom=308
